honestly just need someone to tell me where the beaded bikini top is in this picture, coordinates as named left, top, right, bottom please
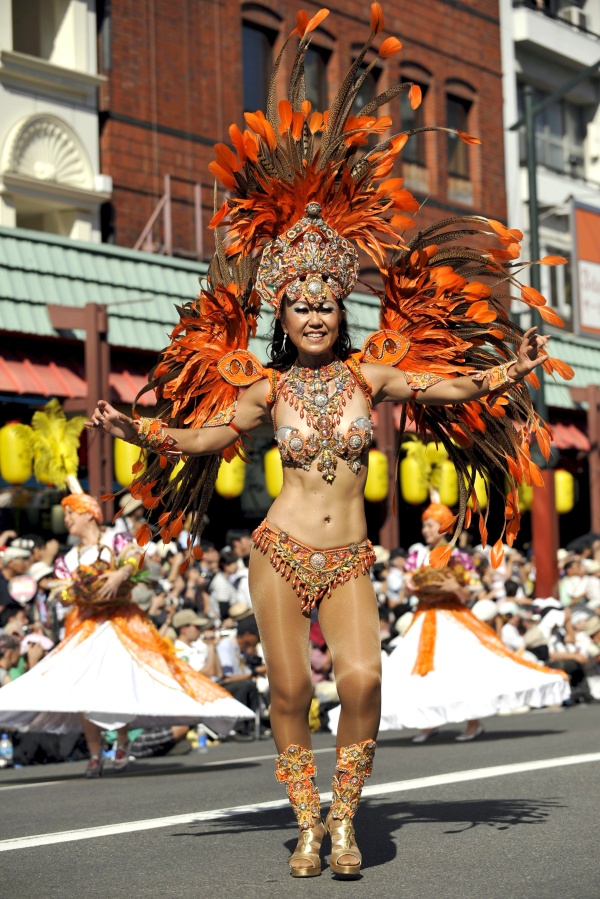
left=270, top=357, right=373, bottom=484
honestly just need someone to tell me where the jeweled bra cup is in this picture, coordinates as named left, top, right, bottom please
left=272, top=359, right=373, bottom=483
left=252, top=520, right=376, bottom=616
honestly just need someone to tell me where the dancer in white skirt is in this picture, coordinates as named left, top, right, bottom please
left=329, top=503, right=570, bottom=742
left=377, top=561, right=570, bottom=741
left=0, top=493, right=253, bottom=776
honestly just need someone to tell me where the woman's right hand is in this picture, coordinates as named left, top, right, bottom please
left=85, top=400, right=138, bottom=443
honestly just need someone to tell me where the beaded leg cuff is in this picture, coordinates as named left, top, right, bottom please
left=330, top=739, right=377, bottom=821
left=275, top=745, right=321, bottom=830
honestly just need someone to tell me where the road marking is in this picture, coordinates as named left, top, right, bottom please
left=0, top=747, right=335, bottom=792
left=199, top=745, right=335, bottom=767
left=0, top=781, right=67, bottom=793
left=1, top=750, right=599, bottom=853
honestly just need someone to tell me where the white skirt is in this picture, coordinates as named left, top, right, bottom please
left=329, top=606, right=570, bottom=733
left=0, top=615, right=253, bottom=735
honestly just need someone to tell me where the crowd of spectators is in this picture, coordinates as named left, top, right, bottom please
left=1, top=494, right=599, bottom=765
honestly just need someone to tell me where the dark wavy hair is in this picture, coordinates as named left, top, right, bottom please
left=267, top=300, right=355, bottom=371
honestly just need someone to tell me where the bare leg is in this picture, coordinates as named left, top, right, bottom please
left=318, top=573, right=382, bottom=749
left=249, top=548, right=320, bottom=872
left=80, top=715, right=102, bottom=756
left=248, top=548, right=313, bottom=752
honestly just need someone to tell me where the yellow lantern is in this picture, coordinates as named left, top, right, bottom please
left=465, top=467, right=488, bottom=510
left=364, top=449, right=388, bottom=502
left=555, top=469, right=575, bottom=515
left=518, top=481, right=533, bottom=512
left=0, top=422, right=32, bottom=484
left=114, top=438, right=146, bottom=488
left=400, top=455, right=429, bottom=505
left=215, top=454, right=246, bottom=498
left=264, top=446, right=283, bottom=498
left=425, top=441, right=448, bottom=466
left=438, top=460, right=459, bottom=508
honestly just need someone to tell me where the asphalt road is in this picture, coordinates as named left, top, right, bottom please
left=1, top=705, right=599, bottom=899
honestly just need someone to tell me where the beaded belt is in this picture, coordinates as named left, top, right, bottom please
left=252, top=520, right=376, bottom=616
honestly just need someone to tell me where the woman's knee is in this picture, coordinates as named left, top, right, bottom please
left=269, top=678, right=314, bottom=717
left=336, top=664, right=381, bottom=709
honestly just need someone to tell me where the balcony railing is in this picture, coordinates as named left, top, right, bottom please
left=513, top=2, right=600, bottom=40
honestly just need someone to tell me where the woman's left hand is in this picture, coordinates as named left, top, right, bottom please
left=511, top=326, right=550, bottom=378
left=97, top=568, right=128, bottom=600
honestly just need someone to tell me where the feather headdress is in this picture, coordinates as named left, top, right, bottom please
left=131, top=4, right=573, bottom=569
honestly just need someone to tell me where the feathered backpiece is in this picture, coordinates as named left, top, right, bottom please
left=130, top=4, right=574, bottom=568
left=14, top=398, right=85, bottom=492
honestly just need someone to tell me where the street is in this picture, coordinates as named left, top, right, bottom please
left=1, top=704, right=599, bottom=899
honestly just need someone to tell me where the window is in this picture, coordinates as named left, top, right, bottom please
left=304, top=46, right=329, bottom=110
left=98, top=0, right=112, bottom=72
left=547, top=247, right=572, bottom=322
left=242, top=23, right=275, bottom=112
left=352, top=64, right=381, bottom=115
left=447, top=94, right=472, bottom=178
left=12, top=0, right=72, bottom=65
left=517, top=84, right=586, bottom=178
left=401, top=83, right=427, bottom=166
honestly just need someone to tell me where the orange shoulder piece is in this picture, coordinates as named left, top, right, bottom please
left=361, top=330, right=410, bottom=365
left=217, top=350, right=266, bottom=386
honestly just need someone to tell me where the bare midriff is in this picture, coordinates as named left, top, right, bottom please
left=267, top=463, right=369, bottom=549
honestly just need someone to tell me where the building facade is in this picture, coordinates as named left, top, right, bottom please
left=96, top=0, right=508, bottom=255
left=500, top=0, right=600, bottom=534
left=0, top=0, right=112, bottom=241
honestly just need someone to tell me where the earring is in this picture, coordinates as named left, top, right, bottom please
left=283, top=333, right=289, bottom=351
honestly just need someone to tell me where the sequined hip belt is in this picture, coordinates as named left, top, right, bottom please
left=252, top=520, right=376, bottom=616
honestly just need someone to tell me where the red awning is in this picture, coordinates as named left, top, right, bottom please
left=550, top=422, right=590, bottom=452
left=0, top=354, right=155, bottom=407
left=109, top=371, right=155, bottom=406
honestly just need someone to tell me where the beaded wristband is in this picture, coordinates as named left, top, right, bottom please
left=133, top=417, right=179, bottom=455
left=473, top=361, right=520, bottom=392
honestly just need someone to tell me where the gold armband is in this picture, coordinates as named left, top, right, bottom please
left=133, top=418, right=179, bottom=455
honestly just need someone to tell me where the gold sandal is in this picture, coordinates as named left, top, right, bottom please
left=275, top=744, right=323, bottom=878
left=326, top=812, right=362, bottom=877
left=289, top=820, right=325, bottom=877
left=327, top=739, right=377, bottom=879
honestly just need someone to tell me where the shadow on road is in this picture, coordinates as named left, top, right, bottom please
left=172, top=795, right=563, bottom=872
left=380, top=728, right=565, bottom=748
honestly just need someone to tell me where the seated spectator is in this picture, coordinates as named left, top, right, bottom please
left=0, top=545, right=31, bottom=610
left=216, top=617, right=263, bottom=740
left=225, top=529, right=253, bottom=568
left=385, top=548, right=408, bottom=614
left=0, top=633, right=20, bottom=686
left=217, top=550, right=247, bottom=617
left=28, top=562, right=58, bottom=639
left=173, top=610, right=222, bottom=680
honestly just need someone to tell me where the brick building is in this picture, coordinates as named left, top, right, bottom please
left=97, top=0, right=508, bottom=256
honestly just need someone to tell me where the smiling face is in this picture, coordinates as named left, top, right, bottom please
left=63, top=506, right=95, bottom=539
left=421, top=516, right=443, bottom=547
left=281, top=285, right=343, bottom=366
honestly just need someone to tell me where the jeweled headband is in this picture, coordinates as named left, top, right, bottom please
left=254, top=202, right=359, bottom=317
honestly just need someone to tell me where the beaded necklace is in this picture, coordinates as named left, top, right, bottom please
left=279, top=359, right=357, bottom=483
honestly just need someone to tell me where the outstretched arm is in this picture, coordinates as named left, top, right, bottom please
left=368, top=327, right=549, bottom=405
left=85, top=379, right=270, bottom=456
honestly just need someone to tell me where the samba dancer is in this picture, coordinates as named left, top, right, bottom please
left=87, top=4, right=572, bottom=877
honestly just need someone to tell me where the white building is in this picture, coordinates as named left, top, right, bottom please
left=501, top=0, right=600, bottom=329
left=0, top=0, right=111, bottom=241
